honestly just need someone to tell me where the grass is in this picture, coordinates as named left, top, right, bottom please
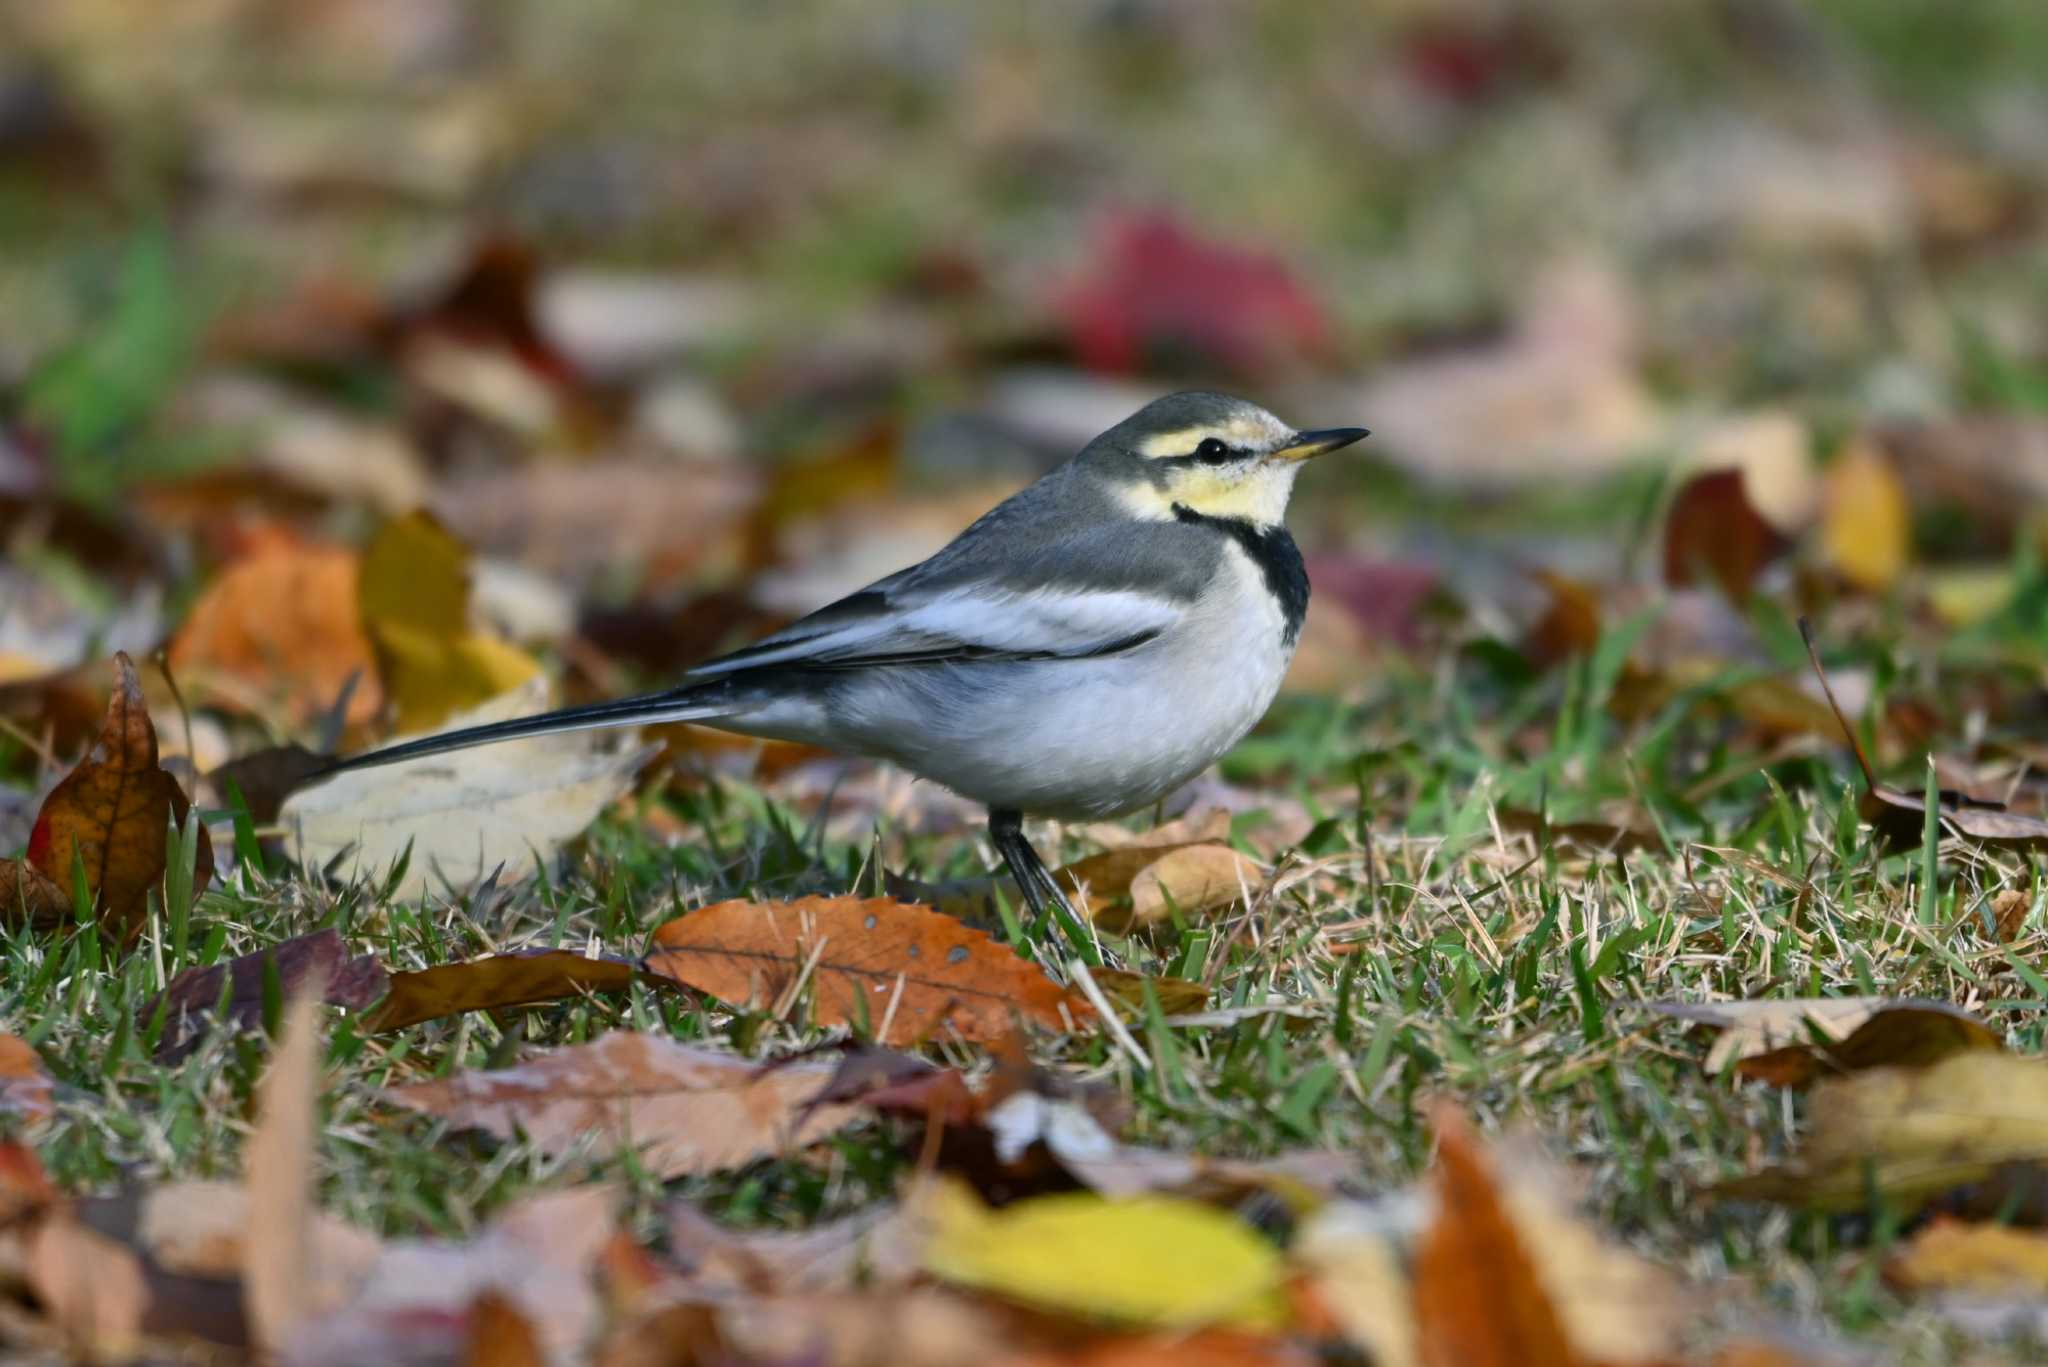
left=5, top=591, right=2046, bottom=1363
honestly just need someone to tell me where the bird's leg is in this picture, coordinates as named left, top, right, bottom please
left=988, top=807, right=1092, bottom=961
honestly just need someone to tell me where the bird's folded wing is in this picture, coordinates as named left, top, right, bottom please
left=689, top=583, right=1180, bottom=675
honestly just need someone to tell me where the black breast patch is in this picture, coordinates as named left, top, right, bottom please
left=1171, top=503, right=1308, bottom=646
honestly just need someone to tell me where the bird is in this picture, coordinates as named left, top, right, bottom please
left=319, top=391, right=1367, bottom=938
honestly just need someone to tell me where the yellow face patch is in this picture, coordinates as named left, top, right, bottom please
left=1134, top=417, right=1281, bottom=461
left=1160, top=463, right=1296, bottom=524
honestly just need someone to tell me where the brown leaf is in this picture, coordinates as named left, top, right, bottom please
left=25, top=1212, right=151, bottom=1359
left=167, top=534, right=382, bottom=727
left=643, top=896, right=1093, bottom=1046
left=1663, top=468, right=1788, bottom=600
left=1007, top=1329, right=1319, bottom=1366
left=1734, top=1002, right=2002, bottom=1088
left=1648, top=997, right=2000, bottom=1080
left=1127, top=845, right=1265, bottom=928
left=1089, top=968, right=1210, bottom=1020
left=383, top=1032, right=864, bottom=1178
left=1521, top=570, right=1602, bottom=668
left=0, top=858, right=70, bottom=932
left=1714, top=1051, right=2048, bottom=1212
left=463, top=1289, right=547, bottom=1367
left=245, top=985, right=327, bottom=1353
left=208, top=743, right=332, bottom=825
left=362, top=949, right=649, bottom=1032
left=20, top=653, right=212, bottom=944
left=1412, top=1104, right=1583, bottom=1367
left=1885, top=1218, right=2048, bottom=1296
left=1498, top=806, right=1663, bottom=854
left=0, top=1034, right=54, bottom=1122
left=141, top=929, right=387, bottom=1062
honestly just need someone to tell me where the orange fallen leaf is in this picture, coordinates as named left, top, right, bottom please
left=1521, top=570, right=1602, bottom=668
left=15, top=653, right=212, bottom=945
left=0, top=1034, right=54, bottom=1122
left=167, top=533, right=381, bottom=727
left=643, top=896, right=1093, bottom=1045
left=1412, top=1104, right=1584, bottom=1367
left=363, top=949, right=652, bottom=1032
left=463, top=1289, right=547, bottom=1367
left=384, top=1032, right=863, bottom=1177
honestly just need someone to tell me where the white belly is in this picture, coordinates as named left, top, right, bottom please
left=736, top=547, right=1296, bottom=818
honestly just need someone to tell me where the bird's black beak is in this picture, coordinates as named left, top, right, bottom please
left=1270, top=427, right=1370, bottom=463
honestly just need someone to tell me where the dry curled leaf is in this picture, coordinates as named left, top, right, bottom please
left=384, top=1032, right=863, bottom=1178
left=1645, top=997, right=1998, bottom=1078
left=9, top=653, right=212, bottom=945
left=363, top=949, right=649, bottom=1032
left=1663, top=468, right=1788, bottom=601
left=643, top=896, right=1093, bottom=1046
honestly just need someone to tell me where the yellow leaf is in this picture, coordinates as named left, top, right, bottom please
left=922, top=1181, right=1287, bottom=1330
left=1926, top=565, right=2014, bottom=628
left=1820, top=440, right=1911, bottom=592
left=358, top=511, right=540, bottom=731
left=1887, top=1219, right=2048, bottom=1296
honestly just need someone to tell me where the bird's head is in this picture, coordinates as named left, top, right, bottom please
left=1079, top=391, right=1368, bottom=526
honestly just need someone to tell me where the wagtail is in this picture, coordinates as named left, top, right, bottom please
left=319, top=392, right=1367, bottom=935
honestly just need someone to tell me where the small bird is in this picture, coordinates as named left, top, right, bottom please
left=322, top=392, right=1366, bottom=933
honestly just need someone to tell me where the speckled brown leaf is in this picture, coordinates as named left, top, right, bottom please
left=644, top=896, right=1092, bottom=1045
left=1412, top=1104, right=1583, bottom=1367
left=363, top=948, right=650, bottom=1032
left=21, top=653, right=212, bottom=944
left=384, top=1032, right=863, bottom=1178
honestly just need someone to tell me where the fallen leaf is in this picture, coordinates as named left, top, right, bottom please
left=666, top=1199, right=924, bottom=1295
left=1820, top=439, right=1911, bottom=592
left=167, top=534, right=382, bottom=727
left=279, top=679, right=656, bottom=900
left=206, top=742, right=332, bottom=825
left=1058, top=211, right=1332, bottom=377
left=0, top=1034, right=53, bottom=1121
left=384, top=1032, right=863, bottom=1178
left=713, top=1288, right=1005, bottom=1367
left=0, top=859, right=69, bottom=933
left=142, top=928, right=388, bottom=1062
left=922, top=1181, right=1288, bottom=1330
left=357, top=511, right=541, bottom=733
left=1088, top=968, right=1210, bottom=1021
left=462, top=1289, right=546, bottom=1367
left=1007, top=1328, right=1318, bottom=1367
left=1053, top=843, right=1264, bottom=929
left=643, top=896, right=1093, bottom=1045
left=282, top=1187, right=614, bottom=1365
left=245, top=984, right=325, bottom=1353
left=1715, top=1051, right=2048, bottom=1212
left=1885, top=1218, right=2048, bottom=1296
left=14, top=653, right=212, bottom=944
left=138, top=1179, right=380, bottom=1289
left=1645, top=997, right=1997, bottom=1077
left=24, top=1211, right=150, bottom=1360
left=1734, top=1003, right=2002, bottom=1088
left=363, top=949, right=648, bottom=1032
left=1498, top=805, right=1663, bottom=855
left=1662, top=468, right=1788, bottom=601
left=1800, top=619, right=2048, bottom=853
left=1520, top=571, right=1601, bottom=668
left=1412, top=1105, right=1582, bottom=1367
left=1291, top=1216, right=1418, bottom=1367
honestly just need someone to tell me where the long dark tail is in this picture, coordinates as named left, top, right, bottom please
left=314, top=681, right=731, bottom=778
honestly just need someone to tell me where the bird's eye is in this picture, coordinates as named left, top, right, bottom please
left=1195, top=437, right=1232, bottom=462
